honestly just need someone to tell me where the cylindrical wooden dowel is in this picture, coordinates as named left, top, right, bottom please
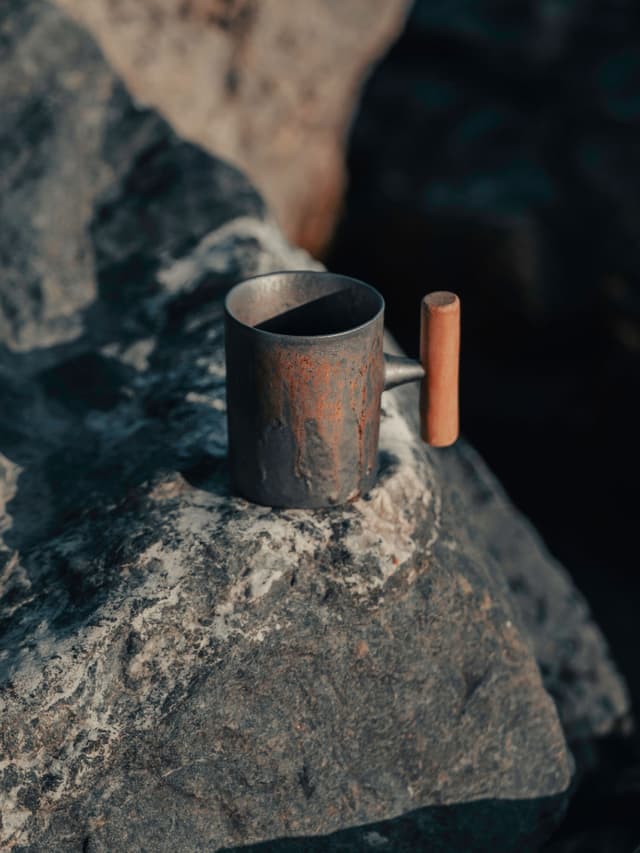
left=420, top=291, right=460, bottom=447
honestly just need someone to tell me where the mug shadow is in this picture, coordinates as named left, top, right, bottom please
left=255, top=288, right=371, bottom=336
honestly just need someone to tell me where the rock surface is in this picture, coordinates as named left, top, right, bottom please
left=0, top=2, right=630, bottom=851
left=51, top=0, right=411, bottom=255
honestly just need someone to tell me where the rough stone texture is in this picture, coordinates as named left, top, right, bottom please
left=0, top=2, right=630, bottom=851
left=51, top=0, right=411, bottom=255
left=0, top=0, right=270, bottom=356
left=430, top=439, right=631, bottom=744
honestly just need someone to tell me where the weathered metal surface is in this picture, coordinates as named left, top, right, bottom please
left=225, top=272, right=462, bottom=507
left=225, top=271, right=387, bottom=507
left=384, top=353, right=426, bottom=390
left=225, top=271, right=460, bottom=507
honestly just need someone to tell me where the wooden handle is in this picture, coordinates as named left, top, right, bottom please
left=420, top=292, right=460, bottom=447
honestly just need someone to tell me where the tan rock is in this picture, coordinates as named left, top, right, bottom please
left=53, top=0, right=411, bottom=255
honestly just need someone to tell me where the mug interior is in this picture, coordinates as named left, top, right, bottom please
left=225, top=271, right=383, bottom=337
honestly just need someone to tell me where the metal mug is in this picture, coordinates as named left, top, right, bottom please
left=224, top=270, right=460, bottom=508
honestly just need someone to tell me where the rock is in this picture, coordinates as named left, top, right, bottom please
left=51, top=0, right=411, bottom=255
left=0, top=0, right=268, bottom=357
left=430, top=440, right=631, bottom=742
left=0, top=2, right=630, bottom=851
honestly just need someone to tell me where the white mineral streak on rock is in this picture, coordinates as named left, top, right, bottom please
left=0, top=452, right=22, bottom=536
left=184, top=390, right=226, bottom=410
left=1, top=800, right=31, bottom=840
left=343, top=390, right=434, bottom=590
left=101, top=337, right=156, bottom=370
left=157, top=216, right=322, bottom=295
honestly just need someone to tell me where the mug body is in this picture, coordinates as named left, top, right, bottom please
left=224, top=271, right=385, bottom=507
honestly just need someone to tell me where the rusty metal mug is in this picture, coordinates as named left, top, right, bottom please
left=224, top=270, right=460, bottom=508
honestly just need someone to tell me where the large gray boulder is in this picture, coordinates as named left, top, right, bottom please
left=0, top=2, right=630, bottom=851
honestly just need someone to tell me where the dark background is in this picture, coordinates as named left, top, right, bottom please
left=327, top=1, right=640, bottom=849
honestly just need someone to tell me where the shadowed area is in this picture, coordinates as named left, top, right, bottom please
left=220, top=795, right=568, bottom=852
left=255, top=287, right=378, bottom=336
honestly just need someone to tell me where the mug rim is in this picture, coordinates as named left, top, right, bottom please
left=224, top=269, right=385, bottom=342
